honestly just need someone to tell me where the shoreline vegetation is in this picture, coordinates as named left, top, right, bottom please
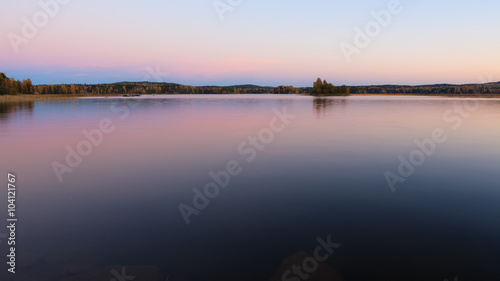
left=4, top=93, right=500, bottom=103
left=0, top=94, right=124, bottom=102
left=2, top=73, right=500, bottom=102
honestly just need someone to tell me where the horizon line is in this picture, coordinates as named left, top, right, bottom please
left=32, top=80, right=500, bottom=88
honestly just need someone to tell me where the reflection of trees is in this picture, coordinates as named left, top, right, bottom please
left=0, top=101, right=34, bottom=123
left=313, top=98, right=347, bottom=119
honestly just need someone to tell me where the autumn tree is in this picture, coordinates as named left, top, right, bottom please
left=60, top=85, right=68, bottom=95
left=20, top=79, right=34, bottom=94
left=274, top=85, right=299, bottom=94
left=26, top=79, right=33, bottom=94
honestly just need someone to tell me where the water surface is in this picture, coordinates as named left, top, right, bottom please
left=1, top=95, right=500, bottom=281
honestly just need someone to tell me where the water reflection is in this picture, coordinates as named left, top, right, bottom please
left=0, top=101, right=34, bottom=123
left=1, top=95, right=500, bottom=281
left=313, top=97, right=348, bottom=119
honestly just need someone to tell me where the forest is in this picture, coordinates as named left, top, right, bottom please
left=1, top=72, right=500, bottom=96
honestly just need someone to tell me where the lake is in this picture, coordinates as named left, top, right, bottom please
left=1, top=95, right=500, bottom=281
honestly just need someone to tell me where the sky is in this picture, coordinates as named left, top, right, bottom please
left=0, top=0, right=499, bottom=86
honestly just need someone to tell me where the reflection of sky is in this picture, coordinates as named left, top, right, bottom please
left=1, top=0, right=500, bottom=86
left=2, top=95, right=500, bottom=211
left=1, top=95, right=500, bottom=279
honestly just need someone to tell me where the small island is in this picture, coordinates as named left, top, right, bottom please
left=311, top=78, right=350, bottom=96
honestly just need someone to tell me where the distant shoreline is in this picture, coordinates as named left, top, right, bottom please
left=348, top=93, right=500, bottom=98
left=2, top=93, right=500, bottom=102
left=0, top=94, right=122, bottom=102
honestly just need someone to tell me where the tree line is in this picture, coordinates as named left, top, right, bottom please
left=311, top=78, right=350, bottom=96
left=2, top=72, right=499, bottom=96
left=349, top=84, right=500, bottom=95
left=0, top=73, right=34, bottom=95
left=0, top=73, right=276, bottom=95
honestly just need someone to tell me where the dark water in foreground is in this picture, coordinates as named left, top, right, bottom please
left=1, top=95, right=500, bottom=281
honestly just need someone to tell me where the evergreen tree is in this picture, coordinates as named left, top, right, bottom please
left=0, top=73, right=6, bottom=95
left=312, top=78, right=323, bottom=95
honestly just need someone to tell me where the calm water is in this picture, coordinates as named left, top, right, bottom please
left=1, top=95, right=500, bottom=281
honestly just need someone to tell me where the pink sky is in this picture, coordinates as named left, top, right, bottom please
left=1, top=0, right=499, bottom=86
